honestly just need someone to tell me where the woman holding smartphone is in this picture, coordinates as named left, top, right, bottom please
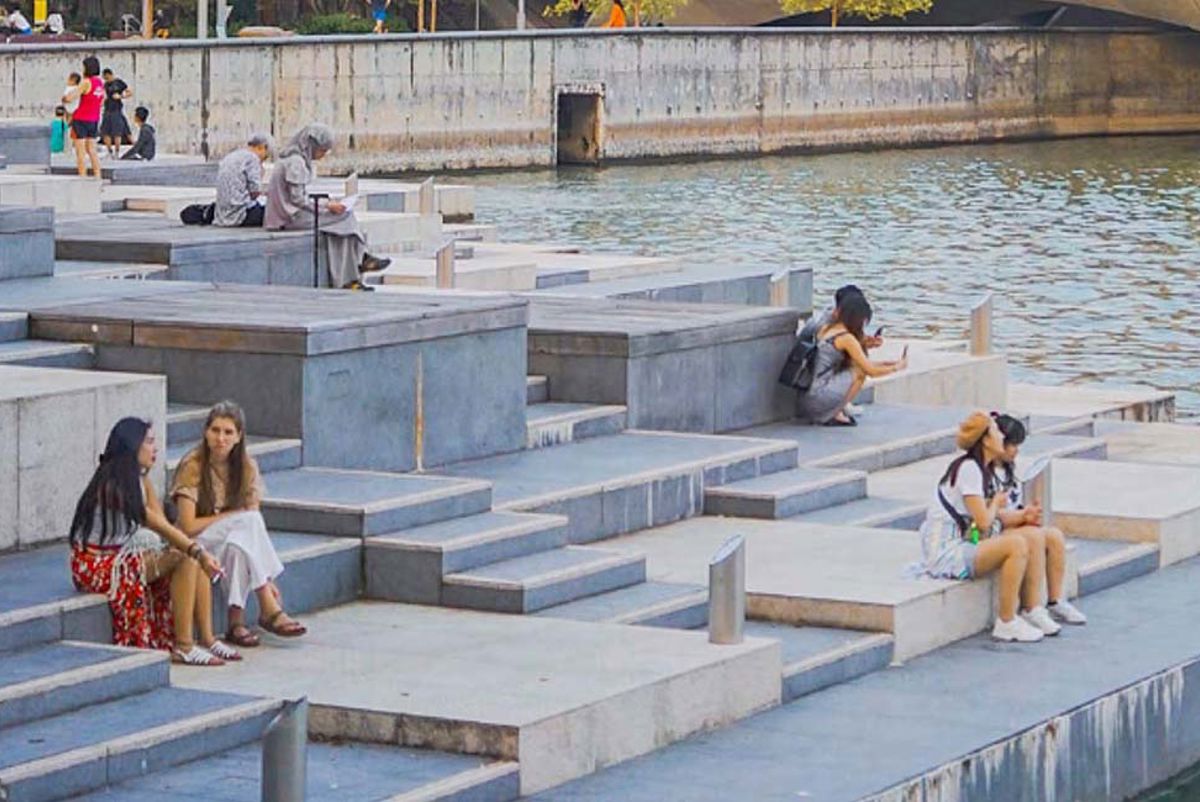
left=794, top=291, right=907, bottom=426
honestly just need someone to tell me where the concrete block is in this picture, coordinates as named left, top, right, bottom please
left=0, top=119, right=51, bottom=166
left=0, top=205, right=54, bottom=280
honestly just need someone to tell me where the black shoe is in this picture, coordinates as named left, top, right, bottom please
left=361, top=254, right=392, bottom=273
left=343, top=280, right=375, bottom=292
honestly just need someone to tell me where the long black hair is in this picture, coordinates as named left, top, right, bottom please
left=69, top=417, right=149, bottom=548
left=82, top=55, right=101, bottom=78
left=992, top=413, right=1027, bottom=489
left=835, top=292, right=872, bottom=344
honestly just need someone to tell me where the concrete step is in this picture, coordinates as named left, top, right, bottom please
left=527, top=374, right=549, bottom=405
left=435, top=430, right=799, bottom=544
left=165, top=435, right=303, bottom=484
left=525, top=402, right=627, bottom=449
left=1030, top=414, right=1096, bottom=438
left=789, top=495, right=927, bottom=530
left=0, top=339, right=93, bottom=369
left=704, top=467, right=867, bottom=520
left=536, top=581, right=709, bottom=629
left=364, top=512, right=570, bottom=605
left=742, top=622, right=895, bottom=703
left=1071, top=538, right=1162, bottom=596
left=165, top=402, right=208, bottom=445
left=0, top=311, right=28, bottom=343
left=0, top=642, right=168, bottom=730
left=52, top=260, right=169, bottom=280
left=0, top=687, right=280, bottom=802
left=261, top=467, right=493, bottom=537
left=71, top=742, right=520, bottom=802
left=441, top=546, right=647, bottom=614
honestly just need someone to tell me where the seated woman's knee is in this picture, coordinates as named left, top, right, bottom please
left=1043, top=526, right=1065, bottom=548
left=1020, top=526, right=1045, bottom=549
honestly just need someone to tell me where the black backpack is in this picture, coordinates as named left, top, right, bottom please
left=778, top=332, right=820, bottom=391
left=179, top=202, right=215, bottom=226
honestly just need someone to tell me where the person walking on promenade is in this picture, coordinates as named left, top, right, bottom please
left=569, top=0, right=589, bottom=27
left=62, top=56, right=104, bottom=178
left=369, top=0, right=389, bottom=33
left=990, top=413, right=1087, bottom=631
left=214, top=133, right=272, bottom=227
left=602, top=0, right=626, bottom=27
left=793, top=290, right=906, bottom=426
left=69, top=417, right=239, bottom=666
left=99, top=67, right=132, bottom=158
left=264, top=123, right=391, bottom=290
left=913, top=412, right=1048, bottom=643
left=172, top=401, right=306, bottom=647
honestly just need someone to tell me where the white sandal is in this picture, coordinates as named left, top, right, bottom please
left=172, top=645, right=225, bottom=666
left=204, top=639, right=242, bottom=662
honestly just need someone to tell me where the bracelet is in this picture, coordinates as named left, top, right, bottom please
left=187, top=542, right=201, bottom=559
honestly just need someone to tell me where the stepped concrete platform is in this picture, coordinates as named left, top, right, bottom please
left=452, top=245, right=682, bottom=289
left=51, top=260, right=169, bottom=280
left=528, top=297, right=798, bottom=433
left=261, top=467, right=493, bottom=537
left=0, top=276, right=193, bottom=313
left=1093, top=419, right=1200, bottom=467
left=538, top=263, right=814, bottom=312
left=434, top=430, right=798, bottom=544
left=742, top=621, right=895, bottom=704
left=356, top=210, right=442, bottom=253
left=790, top=495, right=927, bottom=530
left=1070, top=538, right=1160, bottom=596
left=0, top=119, right=50, bottom=167
left=525, top=402, right=627, bottom=449
left=443, top=221, right=498, bottom=242
left=704, top=466, right=866, bottom=519
left=0, top=174, right=102, bottom=214
left=527, top=375, right=549, bottom=404
left=1, top=206, right=54, bottom=281
left=100, top=184, right=215, bottom=217
left=534, top=557, right=1200, bottom=802
left=1009, top=381, right=1176, bottom=423
left=378, top=250, right=540, bottom=290
left=1052, top=458, right=1200, bottom=567
left=165, top=402, right=209, bottom=444
left=536, top=581, right=709, bottom=629
left=862, top=339, right=1007, bottom=409
left=54, top=213, right=318, bottom=285
left=306, top=177, right=475, bottom=220
left=0, top=686, right=279, bottom=802
left=73, top=741, right=519, bottom=802
left=599, top=516, right=1075, bottom=661
left=0, top=365, right=165, bottom=550
left=738, top=403, right=974, bottom=472
left=50, top=153, right=217, bottom=186
left=0, top=312, right=28, bottom=342
left=29, top=285, right=528, bottom=470
left=165, top=435, right=303, bottom=481
left=171, top=602, right=781, bottom=795
left=366, top=511, right=569, bottom=605
left=0, top=339, right=93, bottom=369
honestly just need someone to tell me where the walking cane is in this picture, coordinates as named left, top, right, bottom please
left=307, top=192, right=329, bottom=289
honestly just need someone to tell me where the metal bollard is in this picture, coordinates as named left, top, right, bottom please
left=262, top=697, right=308, bottom=802
left=435, top=241, right=456, bottom=289
left=708, top=535, right=746, bottom=645
left=418, top=177, right=436, bottom=216
left=1021, top=458, right=1053, bottom=529
left=969, top=292, right=993, bottom=356
left=768, top=271, right=790, bottom=308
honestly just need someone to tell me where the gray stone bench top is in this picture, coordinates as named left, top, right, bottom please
left=28, top=284, right=527, bottom=356
left=526, top=296, right=798, bottom=357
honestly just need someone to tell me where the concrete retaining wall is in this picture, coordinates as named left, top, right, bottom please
left=3, top=27, right=1199, bottom=173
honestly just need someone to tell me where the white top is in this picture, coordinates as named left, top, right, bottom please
left=927, top=458, right=986, bottom=526
left=8, top=10, right=30, bottom=30
left=63, top=85, right=80, bottom=114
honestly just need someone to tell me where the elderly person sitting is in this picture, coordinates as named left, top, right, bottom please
left=264, top=123, right=390, bottom=291
left=214, top=133, right=273, bottom=228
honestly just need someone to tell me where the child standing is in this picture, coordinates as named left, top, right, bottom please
left=50, top=105, right=68, bottom=153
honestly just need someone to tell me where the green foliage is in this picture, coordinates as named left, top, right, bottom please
left=779, top=0, right=932, bottom=25
left=543, top=0, right=689, bottom=25
left=294, top=12, right=376, bottom=34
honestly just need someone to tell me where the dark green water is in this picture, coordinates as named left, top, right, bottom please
left=460, top=135, right=1200, bottom=415
left=1136, top=762, right=1200, bottom=801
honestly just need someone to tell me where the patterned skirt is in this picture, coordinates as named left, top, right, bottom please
left=70, top=540, right=174, bottom=651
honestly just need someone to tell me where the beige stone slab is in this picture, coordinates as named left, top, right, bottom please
left=1093, top=421, right=1200, bottom=468
left=171, top=601, right=780, bottom=794
left=867, top=340, right=1007, bottom=409
left=378, top=253, right=540, bottom=291
left=1052, top=458, right=1200, bottom=566
left=481, top=243, right=682, bottom=283
left=1008, top=382, right=1175, bottom=422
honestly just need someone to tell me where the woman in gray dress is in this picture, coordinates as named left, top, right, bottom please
left=794, top=292, right=907, bottom=426
left=265, top=123, right=390, bottom=290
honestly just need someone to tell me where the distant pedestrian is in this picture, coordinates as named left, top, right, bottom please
left=120, top=106, right=155, bottom=161
left=1, top=5, right=32, bottom=33
left=369, top=0, right=389, bottom=33
left=602, top=0, right=626, bottom=28
left=50, top=105, right=68, bottom=153
left=569, top=0, right=589, bottom=27
left=63, top=55, right=103, bottom=178
left=99, top=67, right=132, bottom=158
left=213, top=133, right=273, bottom=228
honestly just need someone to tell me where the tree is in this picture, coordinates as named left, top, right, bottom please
left=778, top=0, right=931, bottom=28
left=544, top=0, right=689, bottom=27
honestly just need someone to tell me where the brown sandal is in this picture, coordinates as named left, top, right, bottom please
left=259, top=610, right=307, bottom=638
left=225, top=623, right=261, bottom=648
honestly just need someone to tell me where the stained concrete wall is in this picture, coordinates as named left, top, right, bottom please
left=2, top=28, right=1199, bottom=173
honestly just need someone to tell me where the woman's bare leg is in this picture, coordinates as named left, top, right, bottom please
left=193, top=568, right=217, bottom=646
left=169, top=557, right=199, bottom=650
left=1011, top=526, right=1046, bottom=610
left=832, top=366, right=868, bottom=423
left=72, top=137, right=87, bottom=176
left=85, top=139, right=101, bottom=178
left=1043, top=527, right=1067, bottom=603
left=973, top=534, right=1029, bottom=622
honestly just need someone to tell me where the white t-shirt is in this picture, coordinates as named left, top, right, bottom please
left=928, top=459, right=986, bottom=527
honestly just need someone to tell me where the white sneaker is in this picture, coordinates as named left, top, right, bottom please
left=1049, top=599, right=1088, bottom=625
left=845, top=402, right=864, bottom=416
left=992, top=616, right=1044, bottom=643
left=1021, top=606, right=1062, bottom=636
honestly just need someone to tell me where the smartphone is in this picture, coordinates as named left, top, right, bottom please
left=902, top=345, right=909, bottom=360
left=874, top=326, right=884, bottom=338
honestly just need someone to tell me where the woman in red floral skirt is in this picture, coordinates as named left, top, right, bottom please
left=69, top=417, right=240, bottom=666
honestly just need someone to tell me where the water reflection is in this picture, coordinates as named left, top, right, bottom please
left=459, top=135, right=1200, bottom=414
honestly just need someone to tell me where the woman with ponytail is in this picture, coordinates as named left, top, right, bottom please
left=69, top=417, right=240, bottom=665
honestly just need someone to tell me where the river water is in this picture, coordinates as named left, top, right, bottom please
left=460, top=135, right=1200, bottom=415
